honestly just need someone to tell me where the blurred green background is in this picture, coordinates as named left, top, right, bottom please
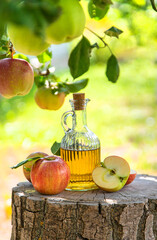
left=0, top=1, right=157, bottom=238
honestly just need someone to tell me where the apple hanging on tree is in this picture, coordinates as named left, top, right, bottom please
left=34, top=86, right=65, bottom=110
left=7, top=0, right=86, bottom=56
left=45, top=0, right=86, bottom=44
left=0, top=58, right=34, bottom=98
left=33, top=62, right=88, bottom=111
left=7, top=24, right=50, bottom=56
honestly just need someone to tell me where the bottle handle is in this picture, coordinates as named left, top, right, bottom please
left=61, top=110, right=75, bottom=132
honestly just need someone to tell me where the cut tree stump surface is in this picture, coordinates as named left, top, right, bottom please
left=11, top=174, right=157, bottom=240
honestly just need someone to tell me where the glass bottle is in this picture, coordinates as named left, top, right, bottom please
left=60, top=93, right=100, bottom=191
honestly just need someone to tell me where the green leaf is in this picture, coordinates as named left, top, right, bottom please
left=57, top=78, right=89, bottom=95
left=93, top=0, right=112, bottom=9
left=0, top=34, right=10, bottom=59
left=0, top=36, right=9, bottom=46
left=68, top=36, right=91, bottom=79
left=57, top=84, right=69, bottom=95
left=0, top=49, right=8, bottom=55
left=51, top=141, right=61, bottom=156
left=105, top=26, right=123, bottom=38
left=34, top=75, right=46, bottom=88
left=1, top=35, right=9, bottom=41
left=2, top=46, right=9, bottom=51
left=11, top=157, right=41, bottom=169
left=14, top=53, right=30, bottom=62
left=88, top=0, right=109, bottom=20
left=37, top=49, right=52, bottom=64
left=106, top=54, right=120, bottom=83
left=65, top=78, right=89, bottom=93
left=0, top=0, right=61, bottom=38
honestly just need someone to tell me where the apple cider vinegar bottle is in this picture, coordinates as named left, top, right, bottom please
left=60, top=93, right=100, bottom=191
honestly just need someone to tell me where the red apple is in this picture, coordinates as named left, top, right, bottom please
left=23, top=152, right=48, bottom=182
left=0, top=58, right=34, bottom=98
left=125, top=169, right=137, bottom=185
left=31, top=155, right=71, bottom=195
left=35, top=87, right=65, bottom=110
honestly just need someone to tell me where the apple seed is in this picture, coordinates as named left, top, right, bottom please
left=110, top=169, right=116, bottom=175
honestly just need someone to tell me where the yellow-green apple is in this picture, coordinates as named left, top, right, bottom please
left=31, top=155, right=71, bottom=195
left=45, top=0, right=86, bottom=44
left=7, top=24, right=50, bottom=56
left=0, top=58, right=34, bottom=98
left=125, top=169, right=136, bottom=185
left=92, top=156, right=130, bottom=192
left=35, top=86, right=65, bottom=110
left=23, top=152, right=48, bottom=182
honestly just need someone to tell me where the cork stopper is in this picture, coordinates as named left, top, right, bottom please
left=73, top=93, right=85, bottom=110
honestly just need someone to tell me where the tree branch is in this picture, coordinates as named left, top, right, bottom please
left=150, top=0, right=157, bottom=12
left=85, top=27, right=112, bottom=54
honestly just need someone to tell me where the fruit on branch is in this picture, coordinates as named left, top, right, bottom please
left=0, top=58, right=34, bottom=98
left=7, top=25, right=50, bottom=56
left=23, top=152, right=48, bottom=182
left=125, top=169, right=136, bottom=185
left=92, top=155, right=130, bottom=192
left=35, top=86, right=65, bottom=110
left=31, top=155, right=71, bottom=195
left=46, top=0, right=86, bottom=44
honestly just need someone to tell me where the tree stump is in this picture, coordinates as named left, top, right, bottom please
left=11, top=174, right=157, bottom=240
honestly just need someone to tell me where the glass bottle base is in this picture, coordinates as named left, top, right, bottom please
left=65, top=182, right=98, bottom=191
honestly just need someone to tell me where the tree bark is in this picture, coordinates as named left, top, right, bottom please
left=11, top=174, right=157, bottom=240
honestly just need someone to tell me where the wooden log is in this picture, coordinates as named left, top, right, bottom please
left=11, top=174, right=157, bottom=240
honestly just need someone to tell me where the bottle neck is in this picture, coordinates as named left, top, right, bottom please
left=72, top=109, right=87, bottom=130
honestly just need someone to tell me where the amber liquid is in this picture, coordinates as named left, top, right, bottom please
left=60, top=147, right=100, bottom=191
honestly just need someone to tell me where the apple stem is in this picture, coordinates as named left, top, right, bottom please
left=11, top=51, right=14, bottom=59
left=9, top=41, right=15, bottom=59
left=39, top=69, right=50, bottom=76
left=48, top=80, right=51, bottom=88
left=110, top=169, right=116, bottom=175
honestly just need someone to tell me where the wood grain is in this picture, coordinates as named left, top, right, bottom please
left=11, top=174, right=157, bottom=240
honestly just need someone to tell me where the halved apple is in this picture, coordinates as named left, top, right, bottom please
left=92, top=155, right=130, bottom=192
left=125, top=169, right=136, bottom=185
